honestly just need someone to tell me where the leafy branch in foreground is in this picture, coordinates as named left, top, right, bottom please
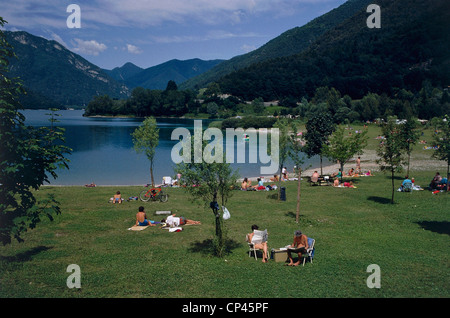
left=0, top=18, right=70, bottom=244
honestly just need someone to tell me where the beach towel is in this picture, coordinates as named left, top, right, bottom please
left=162, top=226, right=183, bottom=232
left=128, top=225, right=149, bottom=231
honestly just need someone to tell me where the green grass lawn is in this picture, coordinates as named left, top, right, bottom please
left=1, top=169, right=448, bottom=298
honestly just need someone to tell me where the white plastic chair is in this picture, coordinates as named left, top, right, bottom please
left=302, top=238, right=315, bottom=266
left=247, top=229, right=268, bottom=260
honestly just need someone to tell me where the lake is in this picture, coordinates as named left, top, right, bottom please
left=22, top=109, right=327, bottom=186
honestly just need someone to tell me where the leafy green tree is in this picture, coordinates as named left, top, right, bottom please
left=303, top=112, right=335, bottom=175
left=206, top=102, right=219, bottom=118
left=324, top=126, right=368, bottom=184
left=129, top=87, right=150, bottom=117
left=204, top=82, right=221, bottom=97
left=176, top=139, right=239, bottom=257
left=376, top=117, right=407, bottom=204
left=431, top=115, right=450, bottom=188
left=165, top=80, right=178, bottom=91
left=0, top=18, right=71, bottom=244
left=85, top=95, right=114, bottom=116
left=273, top=118, right=291, bottom=201
left=252, top=97, right=265, bottom=114
left=399, top=118, right=421, bottom=177
left=288, top=121, right=307, bottom=223
left=132, top=117, right=159, bottom=186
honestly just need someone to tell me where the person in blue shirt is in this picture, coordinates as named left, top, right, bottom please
left=401, top=176, right=412, bottom=191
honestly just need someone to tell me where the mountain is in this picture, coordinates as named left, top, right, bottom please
left=103, top=62, right=144, bottom=83
left=217, top=0, right=450, bottom=101
left=180, top=0, right=374, bottom=90
left=5, top=31, right=129, bottom=108
left=120, top=58, right=224, bottom=90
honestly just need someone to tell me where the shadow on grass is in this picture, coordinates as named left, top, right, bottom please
left=416, top=221, right=450, bottom=235
left=385, top=175, right=405, bottom=180
left=367, top=196, right=393, bottom=204
left=0, top=245, right=52, bottom=263
left=285, top=211, right=306, bottom=220
left=188, top=238, right=242, bottom=256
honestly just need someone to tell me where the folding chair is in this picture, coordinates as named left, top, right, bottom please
left=302, top=238, right=315, bottom=266
left=247, top=229, right=268, bottom=260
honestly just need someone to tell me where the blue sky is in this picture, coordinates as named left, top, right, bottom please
left=1, top=0, right=347, bottom=70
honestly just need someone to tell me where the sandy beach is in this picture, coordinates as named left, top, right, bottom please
left=239, top=149, right=446, bottom=183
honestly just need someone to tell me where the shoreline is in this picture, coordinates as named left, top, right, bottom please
left=42, top=152, right=446, bottom=187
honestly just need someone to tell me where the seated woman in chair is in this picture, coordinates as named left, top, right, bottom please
left=246, top=224, right=268, bottom=263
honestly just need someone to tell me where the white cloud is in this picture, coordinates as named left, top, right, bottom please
left=1, top=0, right=343, bottom=29
left=126, top=44, right=143, bottom=54
left=151, top=30, right=261, bottom=44
left=72, top=38, right=107, bottom=56
left=76, top=0, right=342, bottom=27
left=50, top=32, right=69, bottom=48
left=241, top=44, right=257, bottom=53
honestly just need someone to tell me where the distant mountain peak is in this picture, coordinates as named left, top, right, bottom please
left=5, top=30, right=129, bottom=108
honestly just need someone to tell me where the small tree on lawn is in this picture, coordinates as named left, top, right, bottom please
left=274, top=117, right=291, bottom=200
left=132, top=117, right=159, bottom=186
left=324, top=125, right=368, bottom=184
left=431, top=115, right=450, bottom=190
left=376, top=117, right=407, bottom=204
left=303, top=112, right=335, bottom=176
left=400, top=118, right=421, bottom=177
left=289, top=121, right=307, bottom=223
left=176, top=138, right=239, bottom=257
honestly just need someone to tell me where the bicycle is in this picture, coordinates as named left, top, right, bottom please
left=139, top=186, right=169, bottom=202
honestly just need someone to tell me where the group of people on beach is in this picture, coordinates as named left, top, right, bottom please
left=241, top=176, right=281, bottom=191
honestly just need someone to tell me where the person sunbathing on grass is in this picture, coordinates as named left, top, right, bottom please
left=113, top=191, right=123, bottom=204
left=343, top=181, right=355, bottom=188
left=135, top=206, right=157, bottom=227
left=333, top=177, right=340, bottom=187
left=162, top=213, right=201, bottom=227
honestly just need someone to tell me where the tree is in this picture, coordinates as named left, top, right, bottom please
left=165, top=80, right=178, bottom=91
left=0, top=18, right=71, bottom=244
left=376, top=117, right=407, bottom=204
left=303, top=112, right=335, bottom=175
left=204, top=82, right=221, bottom=97
left=206, top=102, right=219, bottom=118
left=273, top=118, right=291, bottom=201
left=252, top=97, right=265, bottom=114
left=324, top=126, right=368, bottom=184
left=431, top=115, right=450, bottom=189
left=132, top=117, right=159, bottom=186
left=176, top=139, right=239, bottom=257
left=399, top=118, right=421, bottom=177
left=289, top=121, right=307, bottom=223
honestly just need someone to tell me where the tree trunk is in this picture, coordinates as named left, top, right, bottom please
left=150, top=162, right=155, bottom=187
left=211, top=193, right=224, bottom=257
left=211, top=193, right=222, bottom=238
left=296, top=168, right=302, bottom=223
left=320, top=154, right=323, bottom=176
left=447, top=162, right=449, bottom=191
left=391, top=169, right=395, bottom=204
left=277, top=163, right=283, bottom=201
left=407, top=149, right=411, bottom=177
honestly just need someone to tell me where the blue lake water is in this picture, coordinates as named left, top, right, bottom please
left=22, top=109, right=327, bottom=186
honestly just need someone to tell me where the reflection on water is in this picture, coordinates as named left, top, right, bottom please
left=22, top=109, right=325, bottom=185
